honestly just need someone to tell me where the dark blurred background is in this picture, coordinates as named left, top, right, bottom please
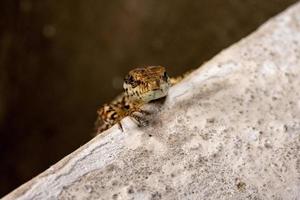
left=0, top=0, right=298, bottom=196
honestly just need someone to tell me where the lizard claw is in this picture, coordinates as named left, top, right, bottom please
left=130, top=114, right=149, bottom=127
left=117, top=122, right=124, bottom=132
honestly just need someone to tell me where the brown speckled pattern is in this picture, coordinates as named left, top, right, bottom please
left=96, top=66, right=174, bottom=133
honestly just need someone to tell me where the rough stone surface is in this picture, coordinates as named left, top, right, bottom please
left=4, top=2, right=300, bottom=200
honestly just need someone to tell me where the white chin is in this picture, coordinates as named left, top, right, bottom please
left=143, top=84, right=169, bottom=102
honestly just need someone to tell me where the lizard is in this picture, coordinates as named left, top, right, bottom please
left=95, top=66, right=185, bottom=134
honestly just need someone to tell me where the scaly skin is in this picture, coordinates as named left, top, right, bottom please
left=95, top=66, right=183, bottom=134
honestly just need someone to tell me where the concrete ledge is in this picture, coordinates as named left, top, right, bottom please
left=4, top=2, right=300, bottom=200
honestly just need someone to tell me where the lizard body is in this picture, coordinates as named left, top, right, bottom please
left=96, top=66, right=183, bottom=134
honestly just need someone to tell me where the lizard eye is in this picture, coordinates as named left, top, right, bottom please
left=124, top=75, right=139, bottom=88
left=130, top=80, right=139, bottom=88
left=124, top=75, right=134, bottom=84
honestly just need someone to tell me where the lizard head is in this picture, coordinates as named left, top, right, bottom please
left=123, top=66, right=171, bottom=104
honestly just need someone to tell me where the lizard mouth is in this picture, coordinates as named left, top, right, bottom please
left=139, top=81, right=170, bottom=102
left=124, top=79, right=170, bottom=103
